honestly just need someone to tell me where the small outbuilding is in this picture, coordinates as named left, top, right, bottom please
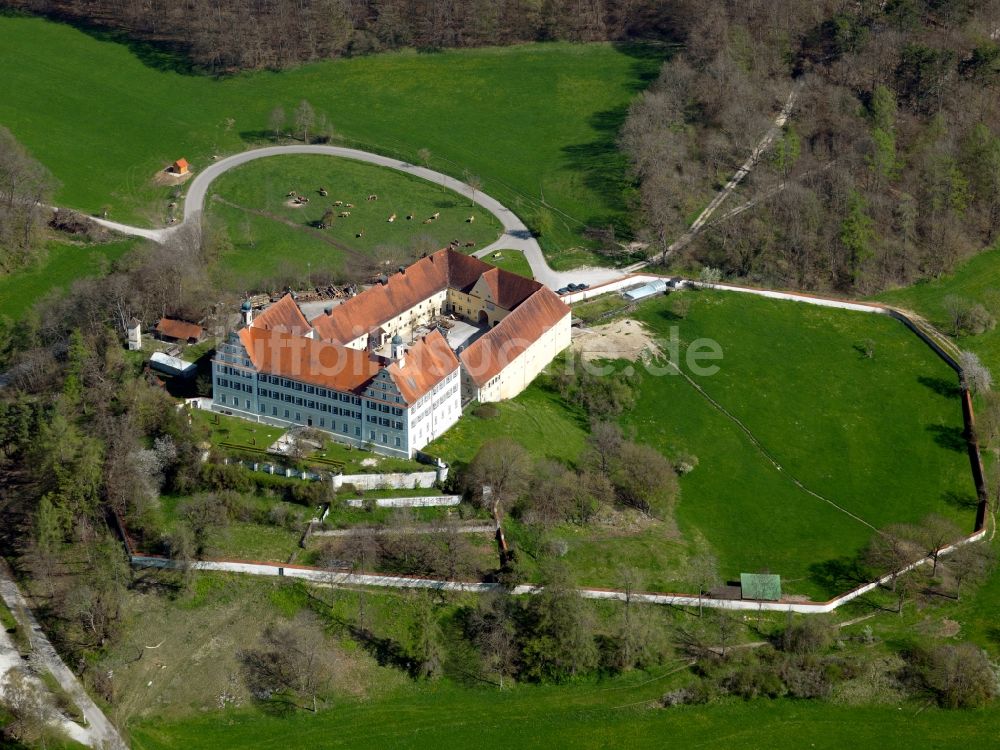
left=150, top=352, right=197, bottom=378
left=171, top=158, right=190, bottom=175
left=155, top=317, right=204, bottom=344
left=623, top=279, right=668, bottom=302
left=740, top=573, right=782, bottom=601
left=126, top=317, right=142, bottom=351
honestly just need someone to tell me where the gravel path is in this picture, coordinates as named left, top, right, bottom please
left=0, top=564, right=127, bottom=749
left=85, top=144, right=623, bottom=289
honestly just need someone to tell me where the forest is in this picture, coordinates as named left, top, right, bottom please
left=622, top=0, right=1000, bottom=293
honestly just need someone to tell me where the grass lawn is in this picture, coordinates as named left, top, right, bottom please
left=0, top=237, right=135, bottom=320
left=876, top=241, right=1000, bottom=372
left=424, top=385, right=589, bottom=468
left=311, top=438, right=425, bottom=474
left=190, top=409, right=285, bottom=452
left=0, top=15, right=665, bottom=268
left=159, top=494, right=305, bottom=562
left=129, top=680, right=997, bottom=749
left=482, top=248, right=533, bottom=278
left=625, top=291, right=974, bottom=597
left=571, top=291, right=632, bottom=323
left=206, top=155, right=501, bottom=290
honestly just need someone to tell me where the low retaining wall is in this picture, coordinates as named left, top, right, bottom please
left=130, top=528, right=986, bottom=614
left=334, top=471, right=440, bottom=490
left=343, top=495, right=461, bottom=508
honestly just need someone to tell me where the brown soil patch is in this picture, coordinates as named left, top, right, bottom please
left=153, top=169, right=193, bottom=187
left=571, top=318, right=661, bottom=362
left=284, top=198, right=306, bottom=208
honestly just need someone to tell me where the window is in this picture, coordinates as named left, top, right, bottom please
left=306, top=385, right=315, bottom=394
left=295, top=412, right=301, bottom=421
left=369, top=430, right=376, bottom=440
left=272, top=406, right=278, bottom=416
left=355, top=427, right=361, bottom=436
left=259, top=404, right=265, bottom=413
left=320, top=418, right=325, bottom=427
left=342, top=422, right=348, bottom=433
left=381, top=433, right=388, bottom=444
left=395, top=437, right=401, bottom=447
left=220, top=395, right=226, bottom=404
left=284, top=409, right=290, bottom=418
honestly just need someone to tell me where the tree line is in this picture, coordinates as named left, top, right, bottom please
left=12, top=0, right=680, bottom=71
left=622, top=0, right=1000, bottom=294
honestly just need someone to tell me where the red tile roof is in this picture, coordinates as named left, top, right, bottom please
left=311, top=249, right=513, bottom=345
left=387, top=330, right=460, bottom=404
left=460, top=287, right=570, bottom=387
left=238, top=326, right=381, bottom=392
left=155, top=317, right=203, bottom=341
left=173, top=158, right=189, bottom=171
left=251, top=294, right=311, bottom=334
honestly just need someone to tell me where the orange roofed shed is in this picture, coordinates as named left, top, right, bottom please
left=172, top=158, right=189, bottom=174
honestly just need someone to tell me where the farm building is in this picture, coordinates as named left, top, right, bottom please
left=212, top=248, right=571, bottom=457
left=155, top=317, right=204, bottom=344
left=126, top=317, right=142, bottom=351
left=740, top=573, right=782, bottom=601
left=150, top=352, right=197, bottom=378
left=623, top=279, right=668, bottom=302
left=171, top=158, right=189, bottom=175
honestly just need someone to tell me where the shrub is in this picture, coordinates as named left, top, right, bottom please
left=473, top=404, right=500, bottom=419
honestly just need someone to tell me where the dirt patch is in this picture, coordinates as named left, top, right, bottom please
left=571, top=318, right=661, bottom=362
left=152, top=169, right=193, bottom=187
left=284, top=198, right=307, bottom=209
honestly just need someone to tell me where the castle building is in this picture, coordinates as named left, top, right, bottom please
left=211, top=249, right=571, bottom=457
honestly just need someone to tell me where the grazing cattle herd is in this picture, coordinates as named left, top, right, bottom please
left=284, top=187, right=483, bottom=246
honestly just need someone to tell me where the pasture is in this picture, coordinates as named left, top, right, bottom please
left=0, top=15, right=664, bottom=267
left=877, top=241, right=1000, bottom=373
left=129, top=678, right=996, bottom=749
left=205, top=155, right=500, bottom=288
left=0, top=238, right=135, bottom=320
left=428, top=290, right=974, bottom=597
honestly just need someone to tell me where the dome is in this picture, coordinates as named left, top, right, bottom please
left=391, top=333, right=404, bottom=345
left=241, top=299, right=252, bottom=311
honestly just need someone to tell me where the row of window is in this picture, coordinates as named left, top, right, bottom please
left=216, top=377, right=253, bottom=393
left=218, top=364, right=252, bottom=379
left=365, top=414, right=403, bottom=430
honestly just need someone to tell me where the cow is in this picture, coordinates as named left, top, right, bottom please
left=339, top=211, right=351, bottom=218
left=366, top=194, right=378, bottom=201
left=387, top=213, right=397, bottom=223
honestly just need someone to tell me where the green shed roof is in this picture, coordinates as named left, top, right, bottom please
left=740, top=573, right=781, bottom=601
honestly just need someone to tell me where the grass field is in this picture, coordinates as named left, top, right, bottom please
left=191, top=409, right=285, bottom=451
left=0, top=15, right=665, bottom=268
left=0, top=238, right=136, bottom=320
left=128, top=680, right=998, bottom=750
left=877, top=242, right=1000, bottom=372
left=424, top=386, right=589, bottom=467
left=206, top=155, right=501, bottom=289
left=482, top=249, right=533, bottom=278
left=626, top=291, right=973, bottom=596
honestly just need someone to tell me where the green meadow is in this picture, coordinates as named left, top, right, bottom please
left=206, top=154, right=501, bottom=288
left=0, top=15, right=664, bottom=268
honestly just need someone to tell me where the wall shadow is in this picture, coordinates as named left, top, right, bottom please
left=918, top=375, right=960, bottom=398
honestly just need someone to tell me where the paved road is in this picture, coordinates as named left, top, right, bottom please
left=86, top=144, right=622, bottom=289
left=0, top=564, right=127, bottom=749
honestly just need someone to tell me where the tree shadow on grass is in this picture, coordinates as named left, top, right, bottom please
left=1, top=7, right=203, bottom=76
left=926, top=424, right=967, bottom=452
left=942, top=490, right=978, bottom=511
left=918, top=375, right=961, bottom=398
left=808, top=553, right=870, bottom=599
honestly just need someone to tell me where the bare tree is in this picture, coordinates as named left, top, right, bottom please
left=684, top=550, right=720, bottom=617
left=585, top=421, right=623, bottom=476
left=945, top=540, right=995, bottom=600
left=470, top=592, right=517, bottom=689
left=294, top=99, right=316, bottom=143
left=238, top=613, right=332, bottom=712
left=916, top=514, right=963, bottom=577
left=466, top=438, right=531, bottom=521
left=268, top=105, right=286, bottom=139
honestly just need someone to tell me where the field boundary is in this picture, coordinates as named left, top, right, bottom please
left=129, top=526, right=986, bottom=614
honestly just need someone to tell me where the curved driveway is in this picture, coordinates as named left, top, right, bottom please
left=88, top=145, right=623, bottom=289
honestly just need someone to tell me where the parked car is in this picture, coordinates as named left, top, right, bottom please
left=578, top=283, right=590, bottom=290
left=567, top=283, right=580, bottom=292
left=557, top=287, right=571, bottom=295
